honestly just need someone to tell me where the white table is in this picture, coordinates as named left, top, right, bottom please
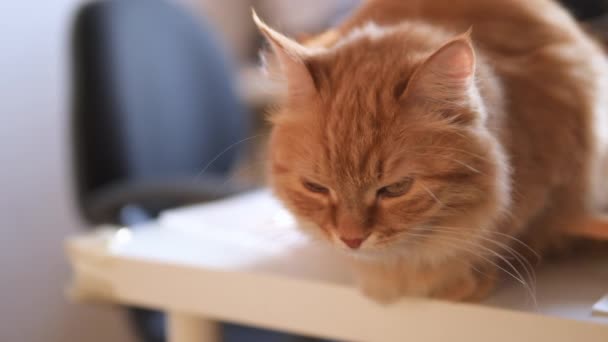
left=66, top=190, right=608, bottom=342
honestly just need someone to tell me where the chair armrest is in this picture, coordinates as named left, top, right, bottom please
left=82, top=177, right=257, bottom=223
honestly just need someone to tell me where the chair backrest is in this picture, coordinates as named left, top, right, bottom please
left=71, top=0, right=249, bottom=222
left=559, top=0, right=608, bottom=20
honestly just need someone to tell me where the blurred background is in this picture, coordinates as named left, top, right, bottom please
left=0, top=0, right=606, bottom=341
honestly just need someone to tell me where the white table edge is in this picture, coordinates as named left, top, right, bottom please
left=65, top=228, right=608, bottom=342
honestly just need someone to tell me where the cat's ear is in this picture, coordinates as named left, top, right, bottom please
left=404, top=31, right=476, bottom=104
left=252, top=9, right=317, bottom=98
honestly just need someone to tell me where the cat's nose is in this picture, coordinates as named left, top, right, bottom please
left=340, top=237, right=365, bottom=249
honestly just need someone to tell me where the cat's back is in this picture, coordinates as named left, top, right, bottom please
left=342, top=0, right=589, bottom=53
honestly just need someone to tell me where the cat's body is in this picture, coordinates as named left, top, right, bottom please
left=254, top=0, right=608, bottom=301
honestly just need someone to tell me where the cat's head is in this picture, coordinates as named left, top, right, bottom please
left=254, top=13, right=510, bottom=262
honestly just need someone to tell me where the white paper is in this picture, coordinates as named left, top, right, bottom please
left=593, top=295, right=608, bottom=316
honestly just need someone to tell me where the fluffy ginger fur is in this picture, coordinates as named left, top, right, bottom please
left=253, top=0, right=608, bottom=302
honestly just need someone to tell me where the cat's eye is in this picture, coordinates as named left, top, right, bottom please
left=377, top=178, right=414, bottom=198
left=302, top=180, right=330, bottom=194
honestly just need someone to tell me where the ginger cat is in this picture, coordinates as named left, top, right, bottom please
left=253, top=0, right=608, bottom=302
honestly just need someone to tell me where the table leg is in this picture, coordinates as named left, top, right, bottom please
left=167, top=312, right=219, bottom=342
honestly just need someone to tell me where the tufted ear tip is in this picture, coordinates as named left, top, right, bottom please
left=463, top=26, right=473, bottom=39
left=398, top=32, right=479, bottom=124
left=251, top=8, right=268, bottom=38
left=404, top=34, right=476, bottom=101
left=432, top=38, right=475, bottom=80
left=252, top=9, right=318, bottom=98
left=252, top=8, right=306, bottom=58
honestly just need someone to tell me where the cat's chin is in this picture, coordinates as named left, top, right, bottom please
left=342, top=246, right=413, bottom=261
left=339, top=240, right=475, bottom=272
left=330, top=237, right=432, bottom=266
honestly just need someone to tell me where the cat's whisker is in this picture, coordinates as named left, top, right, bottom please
left=419, top=182, right=444, bottom=206
left=450, top=159, right=481, bottom=174
left=378, top=221, right=539, bottom=291
left=404, top=231, right=529, bottom=288
left=375, top=228, right=536, bottom=304
left=435, top=236, right=537, bottom=309
left=423, top=236, right=535, bottom=306
left=196, top=134, right=266, bottom=178
left=426, top=225, right=538, bottom=283
left=423, top=226, right=538, bottom=296
left=430, top=225, right=540, bottom=262
left=390, top=238, right=493, bottom=279
left=378, top=229, right=495, bottom=259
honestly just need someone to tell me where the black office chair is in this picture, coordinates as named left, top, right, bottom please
left=70, top=0, right=250, bottom=341
left=71, top=0, right=252, bottom=225
left=559, top=0, right=608, bottom=20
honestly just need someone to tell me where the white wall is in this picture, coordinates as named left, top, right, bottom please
left=0, top=1, right=134, bottom=341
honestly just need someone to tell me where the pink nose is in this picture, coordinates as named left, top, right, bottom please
left=341, top=237, right=365, bottom=249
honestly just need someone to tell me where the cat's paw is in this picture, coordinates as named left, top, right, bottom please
left=433, top=268, right=497, bottom=302
left=357, top=277, right=404, bottom=304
